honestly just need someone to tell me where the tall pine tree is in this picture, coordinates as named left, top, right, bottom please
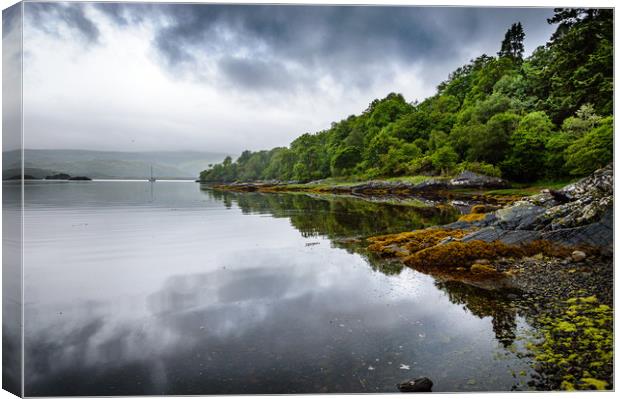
left=498, top=22, right=525, bottom=61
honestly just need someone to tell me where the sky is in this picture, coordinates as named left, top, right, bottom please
left=7, top=2, right=557, bottom=153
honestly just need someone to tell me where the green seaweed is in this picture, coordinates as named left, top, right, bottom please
left=527, top=295, right=613, bottom=390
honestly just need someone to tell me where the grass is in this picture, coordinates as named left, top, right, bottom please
left=383, top=175, right=434, bottom=185
left=484, top=179, right=578, bottom=197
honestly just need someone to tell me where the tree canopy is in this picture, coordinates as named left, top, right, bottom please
left=201, top=10, right=612, bottom=184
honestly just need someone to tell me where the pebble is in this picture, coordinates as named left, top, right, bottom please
left=571, top=250, right=586, bottom=262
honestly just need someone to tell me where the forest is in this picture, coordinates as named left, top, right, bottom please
left=200, top=9, right=612, bottom=184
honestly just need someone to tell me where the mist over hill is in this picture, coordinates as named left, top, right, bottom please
left=2, top=149, right=231, bottom=179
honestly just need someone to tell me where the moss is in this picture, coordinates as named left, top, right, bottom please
left=560, top=381, right=575, bottom=391
left=470, top=204, right=490, bottom=214
left=458, top=212, right=487, bottom=222
left=526, top=295, right=613, bottom=390
left=367, top=228, right=467, bottom=258
left=580, top=378, right=608, bottom=390
left=470, top=263, right=497, bottom=273
left=401, top=239, right=572, bottom=270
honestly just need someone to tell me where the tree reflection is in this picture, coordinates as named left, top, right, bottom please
left=201, top=188, right=524, bottom=349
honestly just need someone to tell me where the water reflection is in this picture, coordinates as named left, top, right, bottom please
left=23, top=182, right=533, bottom=395
left=204, top=189, right=460, bottom=239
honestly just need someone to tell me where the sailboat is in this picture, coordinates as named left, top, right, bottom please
left=148, top=166, right=156, bottom=182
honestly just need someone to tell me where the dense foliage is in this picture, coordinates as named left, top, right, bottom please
left=201, top=9, right=613, bottom=183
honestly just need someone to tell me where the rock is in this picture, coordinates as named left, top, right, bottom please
left=495, top=203, right=546, bottom=230
left=461, top=227, right=541, bottom=245
left=459, top=164, right=613, bottom=249
left=541, top=208, right=613, bottom=250
left=45, top=173, right=71, bottom=180
left=449, top=170, right=509, bottom=189
left=571, top=250, right=586, bottom=262
left=397, top=377, right=433, bottom=392
left=474, top=259, right=491, bottom=265
left=471, top=263, right=497, bottom=273
left=68, top=176, right=92, bottom=181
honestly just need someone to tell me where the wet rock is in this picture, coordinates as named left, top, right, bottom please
left=571, top=251, right=587, bottom=262
left=461, top=227, right=541, bottom=245
left=450, top=170, right=509, bottom=189
left=397, top=377, right=433, bottom=392
left=460, top=164, right=613, bottom=248
left=540, top=208, right=613, bottom=250
left=496, top=204, right=546, bottom=230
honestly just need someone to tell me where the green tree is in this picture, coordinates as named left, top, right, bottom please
left=502, top=111, right=554, bottom=181
left=564, top=116, right=613, bottom=176
left=431, top=145, right=459, bottom=175
left=467, top=112, right=520, bottom=164
left=498, top=22, right=525, bottom=61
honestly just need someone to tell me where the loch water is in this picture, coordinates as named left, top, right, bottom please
left=10, top=180, right=536, bottom=395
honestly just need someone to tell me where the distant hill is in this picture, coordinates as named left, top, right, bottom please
left=2, top=149, right=231, bottom=179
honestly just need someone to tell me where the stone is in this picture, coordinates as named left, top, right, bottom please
left=397, top=377, right=433, bottom=392
left=471, top=263, right=496, bottom=273
left=571, top=250, right=587, bottom=262
left=449, top=170, right=509, bottom=189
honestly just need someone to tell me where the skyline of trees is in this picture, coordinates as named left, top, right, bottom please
left=201, top=8, right=613, bottom=184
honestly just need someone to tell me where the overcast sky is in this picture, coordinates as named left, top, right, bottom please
left=10, top=2, right=556, bottom=153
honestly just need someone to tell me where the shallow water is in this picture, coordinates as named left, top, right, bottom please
left=15, top=180, right=535, bottom=395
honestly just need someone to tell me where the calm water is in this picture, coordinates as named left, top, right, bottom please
left=17, top=180, right=534, bottom=395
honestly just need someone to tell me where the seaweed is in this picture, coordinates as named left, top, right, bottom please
left=527, top=296, right=613, bottom=390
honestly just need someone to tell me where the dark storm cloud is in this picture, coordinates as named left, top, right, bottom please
left=2, top=2, right=21, bottom=36
left=23, top=3, right=556, bottom=94
left=219, top=56, right=296, bottom=91
left=26, top=2, right=100, bottom=43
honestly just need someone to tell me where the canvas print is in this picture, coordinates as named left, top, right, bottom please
left=1, top=1, right=614, bottom=396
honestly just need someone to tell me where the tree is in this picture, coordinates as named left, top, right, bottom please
left=331, top=147, right=361, bottom=176
left=528, top=8, right=613, bottom=122
left=502, top=111, right=554, bottom=181
left=467, top=112, right=520, bottom=164
left=561, top=103, right=602, bottom=137
left=431, top=145, right=459, bottom=175
left=498, top=22, right=525, bottom=62
left=564, top=116, right=613, bottom=176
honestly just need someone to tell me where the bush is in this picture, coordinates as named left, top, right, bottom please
left=456, top=161, right=502, bottom=177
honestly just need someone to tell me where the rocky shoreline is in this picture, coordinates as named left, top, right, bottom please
left=363, top=164, right=613, bottom=391
left=204, top=170, right=511, bottom=199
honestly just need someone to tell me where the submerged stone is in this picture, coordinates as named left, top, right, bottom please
left=397, top=377, right=433, bottom=392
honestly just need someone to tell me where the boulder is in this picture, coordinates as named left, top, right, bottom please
left=454, top=164, right=613, bottom=249
left=449, top=170, right=509, bottom=188
left=397, top=377, right=433, bottom=392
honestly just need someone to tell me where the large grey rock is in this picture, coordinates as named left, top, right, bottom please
left=453, top=164, right=613, bottom=249
left=449, top=170, right=509, bottom=188
left=495, top=204, right=546, bottom=230
left=541, top=209, right=613, bottom=250
left=462, top=227, right=541, bottom=245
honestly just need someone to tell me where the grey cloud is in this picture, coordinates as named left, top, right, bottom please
left=23, top=3, right=555, bottom=94
left=219, top=56, right=297, bottom=91
left=25, top=2, right=99, bottom=43
left=2, top=2, right=21, bottom=36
